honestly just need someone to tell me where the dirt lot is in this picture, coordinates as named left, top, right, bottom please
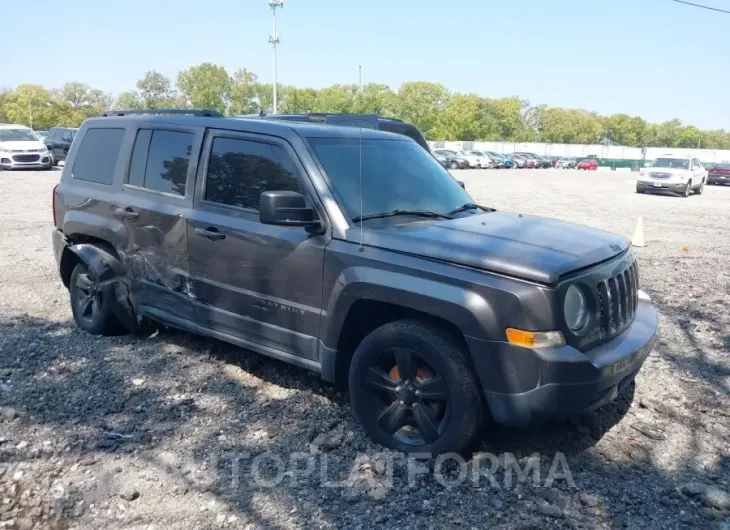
left=1, top=167, right=729, bottom=530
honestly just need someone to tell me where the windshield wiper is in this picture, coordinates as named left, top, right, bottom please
left=352, top=209, right=453, bottom=223
left=447, top=203, right=494, bottom=215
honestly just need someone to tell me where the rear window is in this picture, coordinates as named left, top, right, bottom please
left=71, top=128, right=125, bottom=185
left=714, top=163, right=730, bottom=169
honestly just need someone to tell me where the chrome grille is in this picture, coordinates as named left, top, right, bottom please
left=648, top=172, right=671, bottom=179
left=597, top=262, right=639, bottom=337
left=12, top=154, right=40, bottom=163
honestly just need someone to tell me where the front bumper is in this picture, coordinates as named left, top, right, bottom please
left=0, top=152, right=52, bottom=170
left=637, top=179, right=687, bottom=193
left=469, top=290, right=657, bottom=427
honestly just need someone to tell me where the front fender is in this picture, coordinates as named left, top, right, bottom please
left=321, top=266, right=497, bottom=350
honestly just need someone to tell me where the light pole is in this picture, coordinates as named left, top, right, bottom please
left=268, top=0, right=283, bottom=114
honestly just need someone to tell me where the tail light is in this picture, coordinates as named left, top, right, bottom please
left=52, top=184, right=58, bottom=226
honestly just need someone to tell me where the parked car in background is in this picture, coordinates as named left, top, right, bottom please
left=45, top=127, right=79, bottom=165
left=433, top=149, right=470, bottom=169
left=467, top=151, right=495, bottom=169
left=707, top=162, right=730, bottom=185
left=487, top=151, right=514, bottom=169
left=511, top=153, right=535, bottom=168
left=0, top=124, right=53, bottom=170
left=433, top=151, right=451, bottom=169
left=514, top=152, right=544, bottom=168
left=507, top=154, right=526, bottom=168
left=577, top=159, right=599, bottom=171
left=636, top=154, right=706, bottom=196
left=35, top=131, right=49, bottom=139
left=556, top=157, right=578, bottom=169
left=536, top=156, right=552, bottom=168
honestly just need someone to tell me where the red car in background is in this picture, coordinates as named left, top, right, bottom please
left=577, top=159, right=599, bottom=171
left=511, top=154, right=535, bottom=168
left=708, top=162, right=730, bottom=185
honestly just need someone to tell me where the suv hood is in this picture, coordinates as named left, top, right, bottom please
left=0, top=140, right=46, bottom=151
left=351, top=212, right=629, bottom=285
left=644, top=167, right=688, bottom=177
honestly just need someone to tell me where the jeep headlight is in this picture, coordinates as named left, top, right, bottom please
left=564, top=285, right=588, bottom=333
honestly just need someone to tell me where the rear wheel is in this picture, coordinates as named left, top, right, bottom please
left=69, top=263, right=122, bottom=335
left=450, top=161, right=458, bottom=169
left=695, top=180, right=704, bottom=195
left=349, top=320, right=483, bottom=455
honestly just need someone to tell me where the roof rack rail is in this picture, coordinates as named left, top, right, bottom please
left=102, top=109, right=224, bottom=117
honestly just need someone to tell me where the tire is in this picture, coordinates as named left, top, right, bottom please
left=69, top=262, right=122, bottom=335
left=450, top=161, right=458, bottom=169
left=636, top=186, right=644, bottom=194
left=682, top=181, right=691, bottom=197
left=348, top=319, right=483, bottom=455
left=695, top=180, right=704, bottom=195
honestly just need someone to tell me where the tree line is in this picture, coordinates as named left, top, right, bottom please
left=2, top=63, right=728, bottom=149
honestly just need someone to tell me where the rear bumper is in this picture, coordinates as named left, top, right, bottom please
left=707, top=175, right=729, bottom=184
left=469, top=291, right=657, bottom=427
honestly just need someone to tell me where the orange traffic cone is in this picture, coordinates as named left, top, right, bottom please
left=631, top=217, right=646, bottom=247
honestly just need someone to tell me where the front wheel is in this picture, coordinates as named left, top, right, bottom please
left=450, top=161, right=458, bottom=169
left=349, top=320, right=483, bottom=455
left=682, top=181, right=691, bottom=197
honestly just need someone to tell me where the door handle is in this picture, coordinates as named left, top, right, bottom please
left=115, top=207, right=139, bottom=219
left=195, top=227, right=226, bottom=241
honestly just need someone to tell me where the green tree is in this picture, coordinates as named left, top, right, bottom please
left=176, top=63, right=231, bottom=113
left=114, top=91, right=143, bottom=109
left=3, top=84, right=57, bottom=129
left=395, top=81, right=450, bottom=139
left=229, top=69, right=261, bottom=114
left=136, top=70, right=174, bottom=108
left=432, top=94, right=491, bottom=141
left=351, top=83, right=398, bottom=116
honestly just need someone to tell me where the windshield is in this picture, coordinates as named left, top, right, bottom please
left=309, top=138, right=472, bottom=222
left=651, top=158, right=689, bottom=169
left=0, top=129, right=39, bottom=142
left=488, top=152, right=504, bottom=159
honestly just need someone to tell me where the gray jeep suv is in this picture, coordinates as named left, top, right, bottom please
left=51, top=110, right=658, bottom=454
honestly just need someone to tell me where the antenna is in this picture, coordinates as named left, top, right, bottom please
left=359, top=127, right=364, bottom=251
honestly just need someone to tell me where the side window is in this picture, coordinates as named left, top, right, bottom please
left=127, top=129, right=152, bottom=188
left=71, top=128, right=125, bottom=186
left=126, top=129, right=193, bottom=196
left=61, top=130, right=73, bottom=142
left=204, top=137, right=304, bottom=211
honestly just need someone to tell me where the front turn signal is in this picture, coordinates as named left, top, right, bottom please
left=506, top=328, right=565, bottom=348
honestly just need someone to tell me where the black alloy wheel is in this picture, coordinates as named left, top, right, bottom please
left=349, top=320, right=482, bottom=454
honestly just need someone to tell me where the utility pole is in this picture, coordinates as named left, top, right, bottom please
left=268, top=0, right=283, bottom=114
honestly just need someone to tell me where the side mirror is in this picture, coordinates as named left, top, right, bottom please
left=259, top=191, right=321, bottom=229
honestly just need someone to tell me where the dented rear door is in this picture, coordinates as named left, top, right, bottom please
left=114, top=124, right=205, bottom=323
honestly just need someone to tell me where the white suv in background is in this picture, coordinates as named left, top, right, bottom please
left=0, top=125, right=53, bottom=171
left=636, top=154, right=707, bottom=197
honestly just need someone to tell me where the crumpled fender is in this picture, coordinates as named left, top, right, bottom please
left=68, top=243, right=138, bottom=331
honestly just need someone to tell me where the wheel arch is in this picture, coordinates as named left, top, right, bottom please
left=320, top=268, right=495, bottom=387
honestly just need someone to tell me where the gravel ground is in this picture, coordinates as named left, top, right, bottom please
left=1, top=167, right=729, bottom=530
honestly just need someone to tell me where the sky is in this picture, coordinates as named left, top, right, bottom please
left=5, top=0, right=730, bottom=129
